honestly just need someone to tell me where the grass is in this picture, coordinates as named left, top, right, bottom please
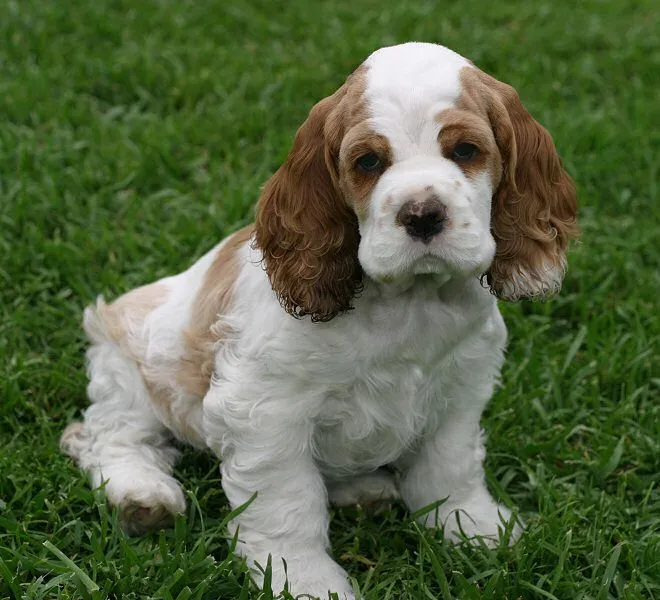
left=1, top=0, right=659, bottom=598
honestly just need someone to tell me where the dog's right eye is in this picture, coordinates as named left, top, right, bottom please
left=452, top=142, right=478, bottom=161
left=356, top=152, right=382, bottom=173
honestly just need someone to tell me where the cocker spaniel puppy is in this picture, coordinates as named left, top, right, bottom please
left=62, top=42, right=578, bottom=599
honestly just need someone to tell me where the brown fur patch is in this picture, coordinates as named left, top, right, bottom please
left=339, top=123, right=393, bottom=217
left=457, top=66, right=579, bottom=298
left=86, top=284, right=207, bottom=443
left=254, top=66, right=370, bottom=322
left=84, top=232, right=250, bottom=447
left=177, top=224, right=254, bottom=398
left=99, top=283, right=168, bottom=345
left=436, top=108, right=502, bottom=184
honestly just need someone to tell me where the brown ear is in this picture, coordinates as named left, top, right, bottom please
left=479, top=72, right=579, bottom=300
left=254, top=86, right=362, bottom=322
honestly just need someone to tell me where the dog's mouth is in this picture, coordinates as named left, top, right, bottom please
left=367, top=254, right=452, bottom=287
left=410, top=253, right=449, bottom=274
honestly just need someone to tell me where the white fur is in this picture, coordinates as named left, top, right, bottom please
left=358, top=44, right=496, bottom=286
left=61, top=318, right=187, bottom=535
left=61, top=43, right=536, bottom=599
left=357, top=159, right=496, bottom=284
left=497, top=255, right=568, bottom=300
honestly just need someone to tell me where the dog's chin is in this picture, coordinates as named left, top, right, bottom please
left=411, top=255, right=452, bottom=276
left=364, top=254, right=453, bottom=287
left=364, top=251, right=492, bottom=289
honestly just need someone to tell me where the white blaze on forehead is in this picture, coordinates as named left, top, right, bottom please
left=363, top=43, right=471, bottom=160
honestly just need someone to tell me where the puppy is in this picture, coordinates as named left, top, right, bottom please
left=61, top=42, right=578, bottom=599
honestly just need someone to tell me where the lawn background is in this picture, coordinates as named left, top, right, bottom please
left=1, top=0, right=658, bottom=598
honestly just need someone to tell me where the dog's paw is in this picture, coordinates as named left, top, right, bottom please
left=255, top=552, right=354, bottom=599
left=283, top=572, right=355, bottom=600
left=100, top=467, right=186, bottom=535
left=442, top=501, right=523, bottom=547
left=60, top=421, right=89, bottom=461
left=327, top=469, right=399, bottom=508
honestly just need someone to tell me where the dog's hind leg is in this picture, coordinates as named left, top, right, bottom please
left=327, top=469, right=400, bottom=508
left=61, top=307, right=186, bottom=534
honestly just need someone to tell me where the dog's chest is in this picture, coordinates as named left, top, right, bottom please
left=312, top=353, right=445, bottom=475
left=240, top=276, right=497, bottom=477
left=308, top=292, right=467, bottom=475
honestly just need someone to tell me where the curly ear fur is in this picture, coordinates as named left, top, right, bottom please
left=254, top=86, right=362, bottom=322
left=479, top=72, right=579, bottom=300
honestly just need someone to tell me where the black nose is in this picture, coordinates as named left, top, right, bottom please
left=397, top=198, right=447, bottom=243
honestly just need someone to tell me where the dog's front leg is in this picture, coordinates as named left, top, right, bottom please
left=398, top=405, right=521, bottom=546
left=204, top=385, right=354, bottom=600
left=398, top=323, right=522, bottom=546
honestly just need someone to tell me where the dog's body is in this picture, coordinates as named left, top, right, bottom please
left=62, top=43, right=578, bottom=599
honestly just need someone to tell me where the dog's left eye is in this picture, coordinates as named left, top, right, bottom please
left=356, top=152, right=382, bottom=173
left=452, top=143, right=478, bottom=161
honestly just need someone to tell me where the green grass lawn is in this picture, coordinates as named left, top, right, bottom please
left=1, top=0, right=659, bottom=598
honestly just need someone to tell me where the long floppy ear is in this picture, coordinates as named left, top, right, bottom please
left=254, top=85, right=362, bottom=322
left=479, top=72, right=579, bottom=300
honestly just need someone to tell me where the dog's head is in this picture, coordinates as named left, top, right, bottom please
left=255, top=42, right=579, bottom=321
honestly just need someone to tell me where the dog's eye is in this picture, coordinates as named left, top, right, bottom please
left=452, top=143, right=478, bottom=161
left=356, top=152, right=382, bottom=173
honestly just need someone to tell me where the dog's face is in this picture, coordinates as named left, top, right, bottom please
left=256, top=43, right=579, bottom=321
left=339, top=45, right=501, bottom=286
